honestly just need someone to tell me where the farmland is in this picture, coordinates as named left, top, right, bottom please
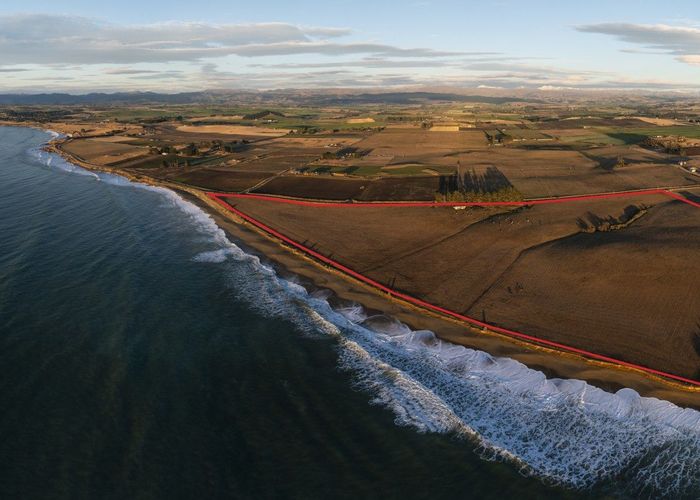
left=4, top=89, right=700, bottom=387
left=15, top=92, right=696, bottom=203
left=223, top=192, right=700, bottom=381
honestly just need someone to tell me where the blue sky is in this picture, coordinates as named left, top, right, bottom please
left=1, top=0, right=699, bottom=92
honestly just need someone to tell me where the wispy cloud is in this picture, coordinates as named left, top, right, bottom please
left=103, top=68, right=183, bottom=75
left=0, top=14, right=461, bottom=65
left=679, top=55, right=700, bottom=66
left=2, top=14, right=699, bottom=92
left=248, top=58, right=467, bottom=69
left=576, top=23, right=700, bottom=66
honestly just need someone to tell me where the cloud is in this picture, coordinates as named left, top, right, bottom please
left=465, top=62, right=603, bottom=76
left=576, top=23, right=700, bottom=66
left=130, top=72, right=188, bottom=80
left=249, top=59, right=464, bottom=69
left=0, top=67, right=30, bottom=73
left=0, top=14, right=461, bottom=65
left=247, top=55, right=562, bottom=71
left=224, top=41, right=461, bottom=58
left=678, top=55, right=700, bottom=66
left=103, top=68, right=182, bottom=75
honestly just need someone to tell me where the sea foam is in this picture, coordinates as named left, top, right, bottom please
left=32, top=139, right=700, bottom=497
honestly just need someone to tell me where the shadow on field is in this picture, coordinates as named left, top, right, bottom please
left=605, top=132, right=648, bottom=145
left=575, top=205, right=643, bottom=232
left=438, top=166, right=514, bottom=195
left=678, top=190, right=700, bottom=204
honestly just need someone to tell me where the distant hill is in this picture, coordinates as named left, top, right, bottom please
left=0, top=92, right=208, bottom=105
left=301, top=92, right=542, bottom=105
left=0, top=90, right=543, bottom=106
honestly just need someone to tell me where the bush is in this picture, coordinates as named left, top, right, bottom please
left=435, top=187, right=524, bottom=203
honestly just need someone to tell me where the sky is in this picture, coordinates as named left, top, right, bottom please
left=1, top=0, right=700, bottom=93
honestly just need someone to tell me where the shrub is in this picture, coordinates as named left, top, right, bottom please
left=435, top=187, right=524, bottom=203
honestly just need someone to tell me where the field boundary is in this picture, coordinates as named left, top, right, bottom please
left=211, top=187, right=700, bottom=209
left=206, top=189, right=700, bottom=387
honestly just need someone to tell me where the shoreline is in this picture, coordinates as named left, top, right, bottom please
left=9, top=123, right=700, bottom=409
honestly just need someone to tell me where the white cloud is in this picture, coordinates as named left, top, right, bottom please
left=0, top=14, right=461, bottom=65
left=678, top=55, right=700, bottom=66
left=576, top=23, right=700, bottom=67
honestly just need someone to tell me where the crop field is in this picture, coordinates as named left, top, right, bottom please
left=354, top=127, right=488, bottom=153
left=254, top=175, right=451, bottom=201
left=543, top=124, right=700, bottom=146
left=175, top=124, right=290, bottom=137
left=470, top=200, right=700, bottom=378
left=55, top=107, right=700, bottom=202
left=501, top=128, right=552, bottom=141
left=61, top=138, right=147, bottom=166
left=235, top=155, right=321, bottom=174
left=222, top=193, right=700, bottom=380
left=253, top=176, right=370, bottom=200
left=170, top=169, right=271, bottom=191
left=452, top=147, right=698, bottom=198
left=546, top=128, right=629, bottom=146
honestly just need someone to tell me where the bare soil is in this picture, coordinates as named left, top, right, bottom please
left=170, top=169, right=271, bottom=192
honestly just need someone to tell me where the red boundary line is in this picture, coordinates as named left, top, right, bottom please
left=207, top=188, right=675, bottom=208
left=207, top=189, right=700, bottom=387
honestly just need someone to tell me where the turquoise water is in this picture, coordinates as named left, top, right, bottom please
left=0, top=127, right=698, bottom=499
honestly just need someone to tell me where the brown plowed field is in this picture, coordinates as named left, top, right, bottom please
left=225, top=194, right=700, bottom=379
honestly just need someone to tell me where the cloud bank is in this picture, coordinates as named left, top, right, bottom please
left=0, top=14, right=698, bottom=92
left=0, top=14, right=460, bottom=64
left=576, top=23, right=700, bottom=66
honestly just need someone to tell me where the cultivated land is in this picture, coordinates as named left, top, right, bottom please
left=221, top=193, right=700, bottom=380
left=3, top=89, right=700, bottom=394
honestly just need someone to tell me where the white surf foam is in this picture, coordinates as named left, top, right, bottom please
left=35, top=143, right=700, bottom=496
left=27, top=137, right=100, bottom=179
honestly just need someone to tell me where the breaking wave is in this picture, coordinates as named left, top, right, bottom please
left=32, top=138, right=700, bottom=497
left=28, top=143, right=100, bottom=180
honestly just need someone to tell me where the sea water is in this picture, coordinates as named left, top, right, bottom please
left=1, top=126, right=698, bottom=499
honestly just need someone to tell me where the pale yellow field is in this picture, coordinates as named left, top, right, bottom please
left=90, top=135, right=135, bottom=143
left=176, top=125, right=290, bottom=136
left=188, top=115, right=243, bottom=122
left=632, top=117, right=684, bottom=126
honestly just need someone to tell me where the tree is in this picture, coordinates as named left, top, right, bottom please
left=183, top=143, right=198, bottom=156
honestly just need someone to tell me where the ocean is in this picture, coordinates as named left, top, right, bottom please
left=0, top=126, right=698, bottom=499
